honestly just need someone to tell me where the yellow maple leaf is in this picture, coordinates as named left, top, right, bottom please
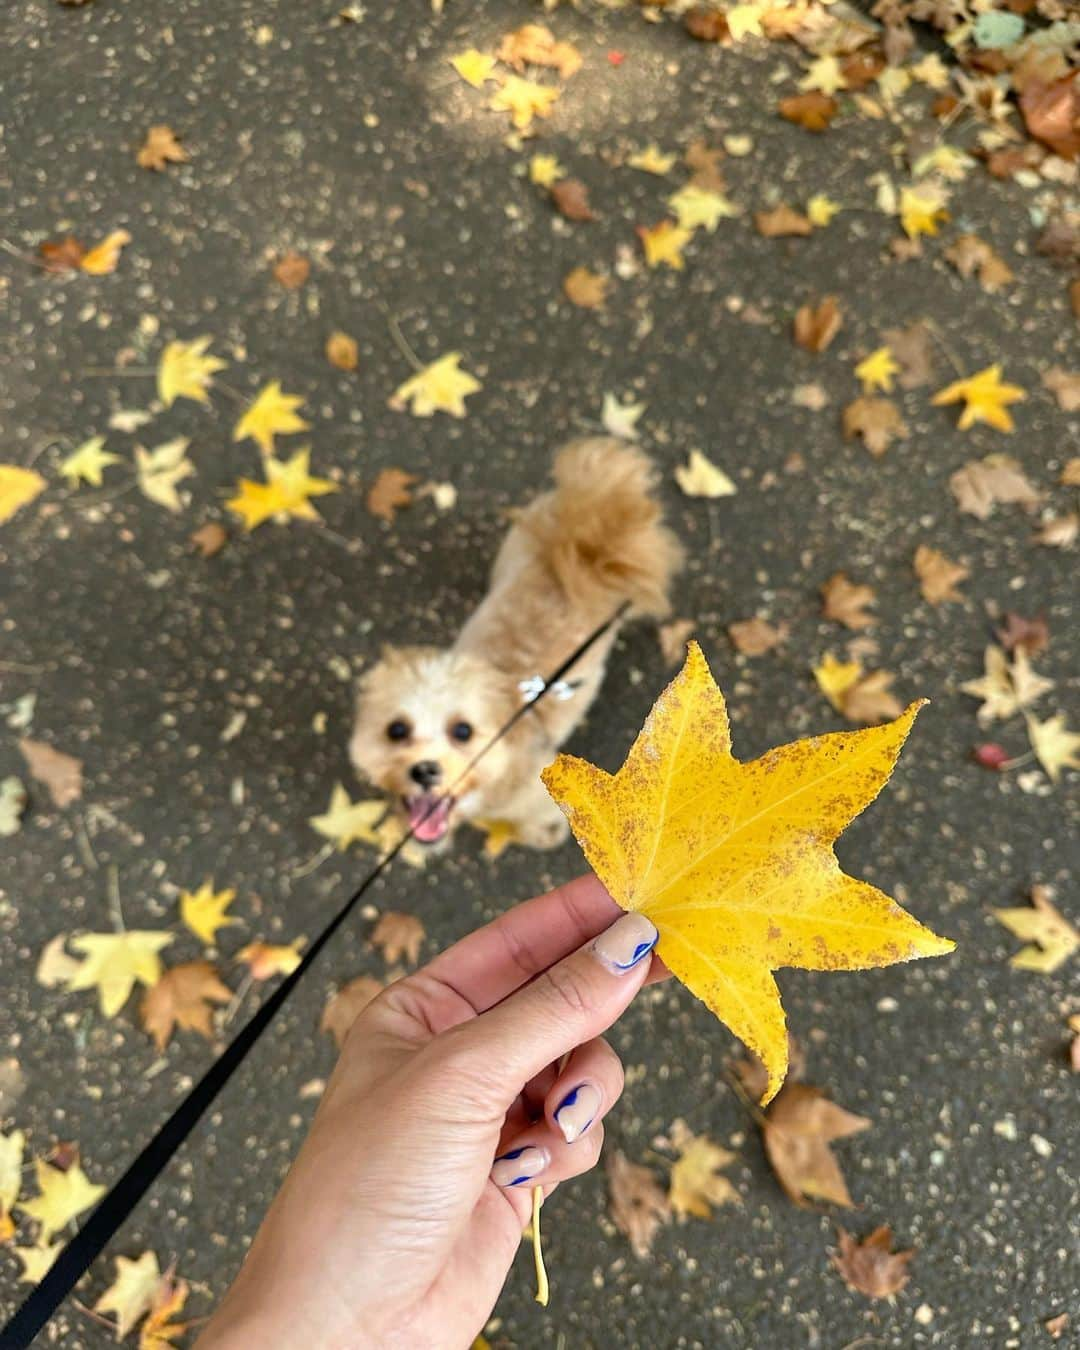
left=157, top=336, right=227, bottom=408
left=931, top=364, right=1026, bottom=433
left=309, top=783, right=386, bottom=850
left=0, top=465, right=47, bottom=525
left=135, top=437, right=195, bottom=512
left=80, top=229, right=132, bottom=275
left=638, top=220, right=693, bottom=270
left=667, top=184, right=739, bottom=233
left=390, top=352, right=482, bottom=418
left=474, top=818, right=522, bottom=859
left=806, top=193, right=841, bottom=227
left=59, top=436, right=121, bottom=488
left=180, top=881, right=239, bottom=946
left=542, top=644, right=954, bottom=1103
left=813, top=653, right=863, bottom=712
left=14, top=1242, right=62, bottom=1284
left=18, top=1157, right=106, bottom=1244
left=727, top=3, right=766, bottom=40
left=237, top=939, right=304, bottom=980
left=0, top=1129, right=25, bottom=1237
left=854, top=347, right=900, bottom=395
left=799, top=55, right=846, bottom=96
left=63, top=930, right=174, bottom=1017
left=674, top=450, right=736, bottom=498
left=628, top=144, right=676, bottom=175
left=898, top=187, right=949, bottom=239
left=95, top=1251, right=161, bottom=1340
left=993, top=887, right=1078, bottom=973
left=489, top=76, right=560, bottom=130
left=233, top=381, right=310, bottom=455
left=667, top=1122, right=738, bottom=1219
left=450, top=49, right=497, bottom=88
left=912, top=144, right=974, bottom=183
left=529, top=153, right=565, bottom=187
left=226, top=448, right=338, bottom=531
left=1025, top=712, right=1080, bottom=784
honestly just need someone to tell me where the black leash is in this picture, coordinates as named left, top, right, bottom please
left=0, top=603, right=629, bottom=1348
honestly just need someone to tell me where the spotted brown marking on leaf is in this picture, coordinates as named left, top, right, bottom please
left=542, top=644, right=953, bottom=1104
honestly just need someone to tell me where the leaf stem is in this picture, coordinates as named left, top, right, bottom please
left=531, top=1185, right=549, bottom=1307
left=379, top=305, right=424, bottom=372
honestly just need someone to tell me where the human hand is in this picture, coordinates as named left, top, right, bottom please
left=196, top=876, right=663, bottom=1350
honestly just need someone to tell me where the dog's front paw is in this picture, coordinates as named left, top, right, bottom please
left=518, top=815, right=570, bottom=850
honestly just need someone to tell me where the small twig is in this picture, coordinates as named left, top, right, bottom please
left=81, top=367, right=156, bottom=377
left=222, top=971, right=254, bottom=1027
left=531, top=1186, right=550, bottom=1306
left=71, top=1299, right=115, bottom=1331
left=923, top=318, right=965, bottom=378
left=721, top=1068, right=771, bottom=1130
left=290, top=842, right=335, bottom=880
left=66, top=479, right=139, bottom=512
left=316, top=524, right=365, bottom=556
left=26, top=437, right=67, bottom=471
left=379, top=304, right=424, bottom=372
left=0, top=239, right=45, bottom=268
left=106, top=864, right=125, bottom=933
left=211, top=379, right=247, bottom=406
left=0, top=660, right=48, bottom=674
left=75, top=814, right=98, bottom=871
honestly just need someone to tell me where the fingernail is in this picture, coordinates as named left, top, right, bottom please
left=590, top=912, right=658, bottom=975
left=491, top=1145, right=549, bottom=1188
left=554, top=1082, right=602, bottom=1144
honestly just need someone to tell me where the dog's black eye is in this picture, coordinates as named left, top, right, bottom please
left=386, top=720, right=411, bottom=742
left=449, top=720, right=473, bottom=743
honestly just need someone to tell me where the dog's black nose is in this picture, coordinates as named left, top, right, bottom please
left=409, top=760, right=442, bottom=789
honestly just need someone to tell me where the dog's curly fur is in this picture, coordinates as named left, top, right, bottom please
left=349, top=438, right=683, bottom=849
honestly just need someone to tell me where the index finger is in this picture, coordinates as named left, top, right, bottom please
left=424, top=874, right=619, bottom=1016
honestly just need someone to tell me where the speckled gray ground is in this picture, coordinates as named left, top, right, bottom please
left=1, top=1, right=1078, bottom=1347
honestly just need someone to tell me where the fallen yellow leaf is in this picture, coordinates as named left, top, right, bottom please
left=542, top=643, right=953, bottom=1103
left=489, top=75, right=560, bottom=130
left=95, top=1251, right=162, bottom=1340
left=638, top=220, right=693, bottom=270
left=309, top=784, right=386, bottom=850
left=233, top=381, right=310, bottom=455
left=854, top=347, right=900, bottom=395
left=157, top=336, right=228, bottom=407
left=0, top=1129, right=25, bottom=1239
left=898, top=187, right=949, bottom=239
left=528, top=154, right=565, bottom=187
left=0, top=465, right=47, bottom=525
left=932, top=364, right=1026, bottom=433
left=17, top=1156, right=106, bottom=1244
left=226, top=448, right=338, bottom=531
left=993, top=886, right=1078, bottom=973
left=667, top=184, right=739, bottom=233
left=628, top=144, right=676, bottom=175
left=63, top=931, right=174, bottom=1017
left=674, top=450, right=736, bottom=498
left=237, top=939, right=304, bottom=980
left=59, top=436, right=120, bottom=488
left=80, top=229, right=132, bottom=275
left=390, top=352, right=481, bottom=418
left=449, top=49, right=497, bottom=88
left=180, top=881, right=239, bottom=946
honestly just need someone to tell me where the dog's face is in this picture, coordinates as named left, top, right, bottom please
left=349, top=646, right=517, bottom=845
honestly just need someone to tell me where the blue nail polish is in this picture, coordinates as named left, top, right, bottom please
left=554, top=1083, right=602, bottom=1143
left=491, top=1145, right=548, bottom=1187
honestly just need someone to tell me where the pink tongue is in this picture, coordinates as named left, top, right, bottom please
left=409, top=795, right=451, bottom=843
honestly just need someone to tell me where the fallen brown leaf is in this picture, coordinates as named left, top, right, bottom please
left=731, top=1034, right=805, bottom=1102
left=607, top=1150, right=671, bottom=1258
left=949, top=455, right=1040, bottom=520
left=1042, top=368, right=1080, bottom=413
left=320, top=974, right=383, bottom=1049
left=913, top=544, right=969, bottom=604
left=794, top=296, right=843, bottom=351
left=19, top=738, right=83, bottom=808
left=684, top=7, right=730, bottom=42
left=1035, top=211, right=1080, bottom=265
left=563, top=266, right=609, bottom=310
left=685, top=139, right=725, bottom=191
left=136, top=125, right=189, bottom=171
left=139, top=961, right=231, bottom=1051
left=272, top=252, right=310, bottom=289
left=39, top=236, right=86, bottom=272
left=944, top=234, right=1014, bottom=293
left=1046, top=1312, right=1071, bottom=1340
left=842, top=397, right=908, bottom=456
left=1034, top=513, right=1078, bottom=549
left=882, top=322, right=934, bottom=389
left=821, top=572, right=876, bottom=630
left=550, top=178, right=596, bottom=222
left=189, top=522, right=227, bottom=558
left=763, top=1083, right=870, bottom=1207
left=841, top=49, right=885, bottom=91
left=326, top=331, right=359, bottom=372
left=1019, top=72, right=1080, bottom=161
left=756, top=204, right=812, bottom=238
left=832, top=1225, right=916, bottom=1299
left=778, top=92, right=838, bottom=132
left=727, top=616, right=788, bottom=656
left=371, top=911, right=425, bottom=965
left=497, top=23, right=581, bottom=80
left=1061, top=458, right=1080, bottom=486
left=657, top=618, right=695, bottom=666
left=996, top=612, right=1049, bottom=658
left=840, top=669, right=903, bottom=724
left=367, top=467, right=417, bottom=523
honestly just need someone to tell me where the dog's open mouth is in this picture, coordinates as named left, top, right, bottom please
left=405, top=793, right=454, bottom=844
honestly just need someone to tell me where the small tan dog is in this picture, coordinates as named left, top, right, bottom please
left=349, top=439, right=683, bottom=850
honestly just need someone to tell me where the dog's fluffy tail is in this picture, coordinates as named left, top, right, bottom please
left=523, top=438, right=684, bottom=618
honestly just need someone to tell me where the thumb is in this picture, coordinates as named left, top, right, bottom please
left=450, top=911, right=658, bottom=1107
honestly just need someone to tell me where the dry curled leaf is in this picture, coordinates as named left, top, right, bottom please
left=237, top=939, right=304, bottom=980
left=607, top=1150, right=671, bottom=1258
left=685, top=139, right=725, bottom=191
left=913, top=545, right=969, bottom=605
left=563, top=266, right=608, bottom=310
left=371, top=911, right=425, bottom=965
left=763, top=1083, right=870, bottom=1207
left=882, top=322, right=934, bottom=389
left=272, top=252, right=310, bottom=289
left=839, top=669, right=904, bottom=725
left=685, top=8, right=730, bottom=43
left=367, top=467, right=417, bottom=523
left=320, top=975, right=383, bottom=1048
left=794, top=296, right=842, bottom=352
left=19, top=738, right=83, bottom=808
left=727, top=616, right=788, bottom=656
left=1034, top=514, right=1078, bottom=549
left=657, top=619, right=696, bottom=666
left=821, top=572, right=876, bottom=630
left=550, top=178, right=596, bottom=222
left=996, top=612, right=1049, bottom=658
left=1019, top=72, right=1080, bottom=161
left=832, top=1225, right=916, bottom=1299
left=189, top=522, right=227, bottom=558
left=139, top=961, right=231, bottom=1051
left=543, top=644, right=952, bottom=1103
left=38, top=236, right=87, bottom=272
left=1042, top=368, right=1080, bottom=413
left=842, top=397, right=908, bottom=456
left=755, top=204, right=812, bottom=238
left=136, top=125, right=189, bottom=171
left=778, top=91, right=839, bottom=132
left=944, top=234, right=1014, bottom=293
left=497, top=23, right=581, bottom=80
left=326, top=331, right=359, bottom=371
